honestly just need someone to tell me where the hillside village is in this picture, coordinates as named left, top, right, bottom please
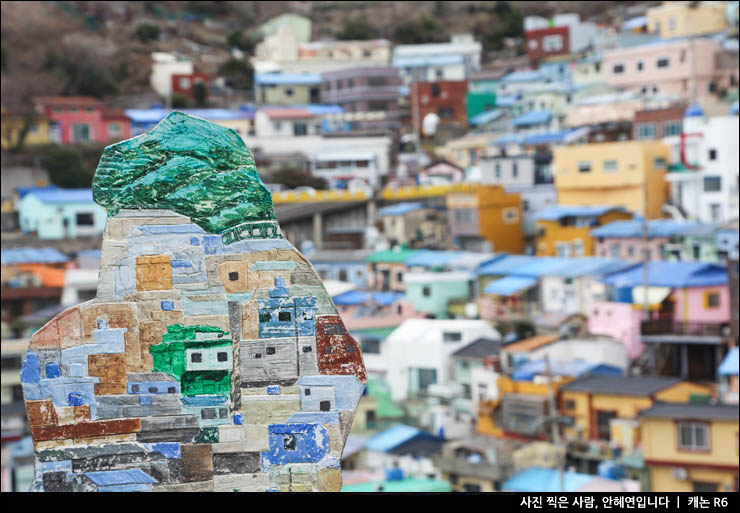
left=1, top=0, right=739, bottom=493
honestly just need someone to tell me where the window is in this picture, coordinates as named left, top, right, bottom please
left=219, top=408, right=228, bottom=418
left=422, top=286, right=431, bottom=297
left=462, top=383, right=472, bottom=399
left=512, top=162, right=518, bottom=178
left=253, top=352, right=262, bottom=359
left=347, top=79, right=354, bottom=88
left=573, top=240, right=584, bottom=257
left=289, top=120, right=309, bottom=137
left=543, top=35, right=563, bottom=51
left=229, top=271, right=239, bottom=281
left=131, top=385, right=140, bottom=393
left=603, top=160, right=618, bottom=172
left=627, top=245, right=635, bottom=258
left=703, top=176, right=721, bottom=192
left=259, top=312, right=271, bottom=323
left=463, top=483, right=482, bottom=492
left=503, top=208, right=519, bottom=224
left=495, top=163, right=501, bottom=179
left=266, top=347, right=276, bottom=355
left=217, top=352, right=228, bottom=362
left=273, top=121, right=282, bottom=131
left=368, top=76, right=387, bottom=87
left=653, top=157, right=667, bottom=169
left=417, top=368, right=437, bottom=390
left=564, top=400, right=576, bottom=410
left=76, top=212, right=94, bottom=226
left=437, top=106, right=454, bottom=119
left=708, top=149, right=717, bottom=161
left=320, top=400, right=331, bottom=412
left=678, top=421, right=709, bottom=451
left=431, top=83, right=441, bottom=97
left=302, top=345, right=312, bottom=353
left=367, top=100, right=387, bottom=111
left=361, top=339, right=380, bottom=354
left=396, top=271, right=403, bottom=283
left=704, top=292, right=720, bottom=308
left=522, top=199, right=529, bottom=212
left=636, top=123, right=657, bottom=139
left=108, top=123, right=121, bottom=137
left=191, top=353, right=202, bottom=363
left=663, top=121, right=682, bottom=137
left=578, top=161, right=592, bottom=173
left=596, top=410, right=617, bottom=440
left=283, top=434, right=297, bottom=450
left=278, top=311, right=292, bottom=322
left=201, top=408, right=217, bottom=420
left=693, top=482, right=718, bottom=493
left=443, top=331, right=462, bottom=343
left=710, top=203, right=721, bottom=223
left=613, top=63, right=625, bottom=74
left=637, top=61, right=644, bottom=72
left=656, top=58, right=670, bottom=68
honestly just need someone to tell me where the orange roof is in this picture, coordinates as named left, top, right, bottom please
left=35, top=96, right=102, bottom=107
left=17, top=264, right=66, bottom=288
left=262, top=108, right=315, bottom=120
left=503, top=334, right=559, bottom=353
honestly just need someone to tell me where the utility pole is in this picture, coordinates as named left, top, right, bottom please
left=544, top=355, right=565, bottom=493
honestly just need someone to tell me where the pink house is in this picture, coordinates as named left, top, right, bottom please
left=35, top=97, right=131, bottom=144
left=588, top=301, right=645, bottom=359
left=602, top=38, right=738, bottom=102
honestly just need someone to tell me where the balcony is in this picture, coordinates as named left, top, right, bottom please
left=641, top=319, right=730, bottom=338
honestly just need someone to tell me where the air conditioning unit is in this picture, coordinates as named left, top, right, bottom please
left=672, top=467, right=689, bottom=481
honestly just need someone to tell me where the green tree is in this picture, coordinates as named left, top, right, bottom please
left=335, top=17, right=380, bottom=40
left=434, top=1, right=448, bottom=17
left=226, top=31, right=261, bottom=54
left=393, top=16, right=444, bottom=45
left=218, top=58, right=254, bottom=91
left=41, top=145, right=94, bottom=188
left=42, top=49, right=118, bottom=98
left=172, top=94, right=189, bottom=109
left=193, top=82, right=207, bottom=107
left=136, top=23, right=161, bottom=43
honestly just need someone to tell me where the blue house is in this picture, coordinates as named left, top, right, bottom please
left=261, top=423, right=331, bottom=470
left=308, top=249, right=373, bottom=287
left=18, top=188, right=107, bottom=240
left=257, top=277, right=317, bottom=339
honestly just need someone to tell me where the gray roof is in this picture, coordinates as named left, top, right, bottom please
left=561, top=375, right=683, bottom=396
left=639, top=402, right=739, bottom=421
left=126, top=373, right=177, bottom=382
left=451, top=337, right=504, bottom=359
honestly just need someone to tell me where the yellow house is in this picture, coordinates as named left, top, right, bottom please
left=553, top=140, right=671, bottom=219
left=477, top=374, right=574, bottom=438
left=446, top=184, right=524, bottom=254
left=534, top=205, right=633, bottom=257
left=437, top=132, right=497, bottom=169
left=647, top=1, right=729, bottom=39
left=560, top=375, right=715, bottom=446
left=1, top=109, right=51, bottom=149
left=640, top=402, right=738, bottom=492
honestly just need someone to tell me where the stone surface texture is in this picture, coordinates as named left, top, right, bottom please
left=21, top=112, right=365, bottom=492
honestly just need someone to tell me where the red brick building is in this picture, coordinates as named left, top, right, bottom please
left=525, top=26, right=570, bottom=64
left=410, top=80, right=468, bottom=132
left=170, top=73, right=213, bottom=101
left=633, top=103, right=687, bottom=140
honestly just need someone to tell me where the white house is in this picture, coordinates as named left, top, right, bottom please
left=380, top=319, right=500, bottom=402
left=392, top=34, right=482, bottom=84
left=150, top=52, right=194, bottom=99
left=666, top=109, right=740, bottom=224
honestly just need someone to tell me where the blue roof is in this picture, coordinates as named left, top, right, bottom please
left=602, top=261, right=728, bottom=288
left=591, top=219, right=707, bottom=239
left=493, top=133, right=525, bottom=146
left=16, top=186, right=59, bottom=199
left=513, top=109, right=551, bottom=127
left=83, top=469, right=157, bottom=486
left=365, top=424, right=441, bottom=453
left=392, top=54, right=464, bottom=68
left=684, top=104, right=705, bottom=118
left=469, top=109, right=504, bottom=126
left=512, top=359, right=623, bottom=381
left=523, top=129, right=576, bottom=145
left=332, top=290, right=404, bottom=306
left=1, top=247, right=70, bottom=265
left=495, top=94, right=521, bottom=107
left=405, top=250, right=468, bottom=269
left=25, top=188, right=94, bottom=205
left=477, top=255, right=632, bottom=279
left=503, top=467, right=600, bottom=493
left=535, top=205, right=629, bottom=221
left=501, top=70, right=543, bottom=83
left=125, top=108, right=254, bottom=123
left=484, top=276, right=538, bottom=295
left=477, top=255, right=535, bottom=276
left=255, top=72, right=321, bottom=85
left=378, top=202, right=425, bottom=217
left=719, top=347, right=739, bottom=376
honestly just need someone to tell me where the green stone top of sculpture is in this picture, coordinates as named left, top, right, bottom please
left=93, top=111, right=276, bottom=235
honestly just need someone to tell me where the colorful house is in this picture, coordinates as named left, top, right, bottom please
left=450, top=338, right=505, bottom=417
left=553, top=140, right=671, bottom=219
left=377, top=202, right=449, bottom=249
left=646, top=1, right=729, bottom=39
left=404, top=271, right=475, bottom=319
left=640, top=402, right=739, bottom=492
left=366, top=248, right=419, bottom=292
left=560, top=375, right=714, bottom=445
left=535, top=205, right=634, bottom=257
left=446, top=184, right=523, bottom=253
left=18, top=188, right=107, bottom=240
left=255, top=73, right=322, bottom=105
left=308, top=249, right=372, bottom=288
left=0, top=109, right=51, bottom=149
left=593, top=261, right=730, bottom=374
left=34, top=97, right=131, bottom=144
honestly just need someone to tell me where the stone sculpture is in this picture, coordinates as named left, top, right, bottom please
left=20, top=112, right=366, bottom=492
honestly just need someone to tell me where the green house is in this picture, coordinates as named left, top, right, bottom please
left=404, top=272, right=475, bottom=319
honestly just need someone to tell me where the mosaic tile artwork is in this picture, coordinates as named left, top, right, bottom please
left=20, top=112, right=366, bottom=492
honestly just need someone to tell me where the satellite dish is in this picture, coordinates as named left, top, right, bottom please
left=422, top=113, right=440, bottom=136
